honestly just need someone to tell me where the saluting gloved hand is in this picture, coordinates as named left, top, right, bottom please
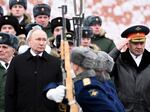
left=46, top=85, right=66, bottom=103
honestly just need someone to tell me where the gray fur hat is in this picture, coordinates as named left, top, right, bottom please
left=33, top=4, right=51, bottom=17
left=94, top=51, right=114, bottom=72
left=71, top=47, right=97, bottom=69
left=0, top=32, right=19, bottom=50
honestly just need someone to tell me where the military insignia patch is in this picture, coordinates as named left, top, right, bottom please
left=135, top=26, right=141, bottom=31
left=83, top=78, right=91, bottom=86
left=88, top=89, right=98, bottom=96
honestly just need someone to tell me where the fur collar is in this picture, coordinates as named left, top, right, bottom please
left=121, top=49, right=150, bottom=72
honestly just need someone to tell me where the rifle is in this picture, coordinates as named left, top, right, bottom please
left=72, top=0, right=84, bottom=46
left=59, top=5, right=79, bottom=112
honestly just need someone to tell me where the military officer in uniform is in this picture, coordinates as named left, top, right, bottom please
left=83, top=16, right=115, bottom=53
left=9, top=0, right=31, bottom=26
left=0, top=33, right=19, bottom=112
left=80, top=26, right=100, bottom=51
left=33, top=3, right=52, bottom=38
left=0, top=15, right=19, bottom=36
left=110, top=25, right=150, bottom=112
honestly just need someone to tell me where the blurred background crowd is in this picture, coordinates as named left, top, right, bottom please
left=0, top=0, right=150, bottom=50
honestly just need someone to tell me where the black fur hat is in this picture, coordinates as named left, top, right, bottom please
left=0, top=15, right=19, bottom=33
left=51, top=17, right=70, bottom=33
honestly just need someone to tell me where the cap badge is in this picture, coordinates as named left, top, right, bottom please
left=58, top=19, right=61, bottom=22
left=96, top=18, right=99, bottom=21
left=41, top=8, right=45, bottom=11
left=21, top=26, right=23, bottom=29
left=17, top=0, right=20, bottom=2
left=135, top=27, right=141, bottom=31
left=85, top=31, right=88, bottom=35
left=5, top=17, right=8, bottom=20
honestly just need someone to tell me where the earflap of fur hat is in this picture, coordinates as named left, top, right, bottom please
left=94, top=51, right=114, bottom=72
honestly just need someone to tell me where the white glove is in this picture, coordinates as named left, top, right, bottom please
left=46, top=85, right=66, bottom=103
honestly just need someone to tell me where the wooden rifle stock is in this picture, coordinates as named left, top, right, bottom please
left=60, top=40, right=79, bottom=112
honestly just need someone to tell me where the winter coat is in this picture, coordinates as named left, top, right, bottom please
left=111, top=49, right=150, bottom=112
left=91, top=29, right=115, bottom=53
left=74, top=69, right=125, bottom=112
left=0, top=63, right=7, bottom=112
left=5, top=49, right=62, bottom=112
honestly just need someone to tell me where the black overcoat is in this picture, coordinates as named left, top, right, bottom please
left=5, top=49, right=62, bottom=112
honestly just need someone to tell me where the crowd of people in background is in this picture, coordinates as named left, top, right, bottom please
left=0, top=0, right=150, bottom=112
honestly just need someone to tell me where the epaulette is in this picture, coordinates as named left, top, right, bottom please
left=82, top=78, right=91, bottom=86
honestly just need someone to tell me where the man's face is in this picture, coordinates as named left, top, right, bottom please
left=53, top=26, right=63, bottom=37
left=128, top=41, right=145, bottom=56
left=34, top=15, right=50, bottom=27
left=28, top=30, right=47, bottom=54
left=0, top=44, right=15, bottom=62
left=1, top=25, right=16, bottom=35
left=81, top=37, right=91, bottom=47
left=90, top=24, right=101, bottom=35
left=10, top=4, right=26, bottom=18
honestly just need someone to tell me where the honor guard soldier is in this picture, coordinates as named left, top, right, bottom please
left=83, top=16, right=115, bottom=53
left=110, top=25, right=150, bottom=112
left=0, top=32, right=19, bottom=112
left=33, top=3, right=52, bottom=38
left=71, top=47, right=125, bottom=112
left=9, top=0, right=31, bottom=26
left=0, top=15, right=19, bottom=36
left=49, top=17, right=71, bottom=57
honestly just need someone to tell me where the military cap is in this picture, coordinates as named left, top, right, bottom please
left=71, top=47, right=97, bottom=69
left=82, top=27, right=93, bottom=38
left=121, top=25, right=149, bottom=42
left=0, top=32, right=19, bottom=50
left=33, top=3, right=51, bottom=17
left=0, top=15, right=19, bottom=33
left=94, top=51, right=114, bottom=72
left=9, top=0, right=27, bottom=9
left=0, top=6, right=4, bottom=17
left=25, top=23, right=43, bottom=36
left=83, top=16, right=102, bottom=27
left=51, top=17, right=71, bottom=33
